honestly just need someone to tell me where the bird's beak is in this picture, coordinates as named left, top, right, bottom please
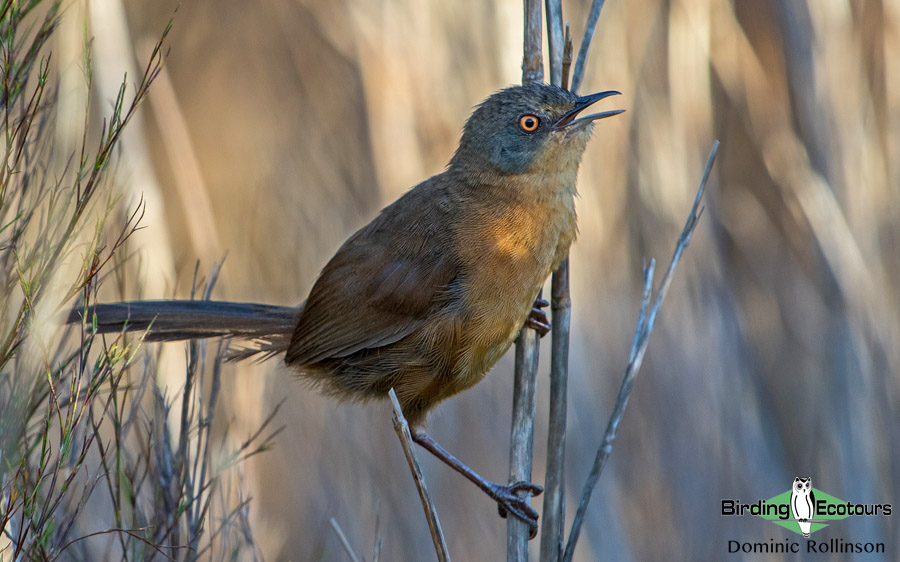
left=552, top=90, right=624, bottom=130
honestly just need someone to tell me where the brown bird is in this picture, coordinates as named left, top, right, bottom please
left=71, top=83, right=623, bottom=536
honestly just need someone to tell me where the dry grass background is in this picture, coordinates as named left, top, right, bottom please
left=54, top=0, right=900, bottom=559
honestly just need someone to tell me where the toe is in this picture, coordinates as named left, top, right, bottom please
left=509, top=481, right=544, bottom=496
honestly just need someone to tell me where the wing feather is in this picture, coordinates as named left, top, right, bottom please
left=285, top=180, right=459, bottom=366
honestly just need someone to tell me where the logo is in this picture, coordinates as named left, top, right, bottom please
left=721, top=477, right=890, bottom=555
left=788, top=476, right=816, bottom=537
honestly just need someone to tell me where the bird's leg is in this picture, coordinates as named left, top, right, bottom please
left=524, top=297, right=550, bottom=337
left=410, top=426, right=543, bottom=538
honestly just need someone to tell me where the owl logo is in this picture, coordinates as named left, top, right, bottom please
left=790, top=477, right=816, bottom=537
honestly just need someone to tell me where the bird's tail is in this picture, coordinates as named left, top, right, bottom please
left=68, top=300, right=300, bottom=359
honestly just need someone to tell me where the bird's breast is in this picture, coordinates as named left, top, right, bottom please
left=452, top=189, right=576, bottom=377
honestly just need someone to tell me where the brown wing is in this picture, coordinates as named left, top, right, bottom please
left=285, top=180, right=459, bottom=366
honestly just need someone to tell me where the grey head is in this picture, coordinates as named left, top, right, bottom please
left=450, top=83, right=624, bottom=176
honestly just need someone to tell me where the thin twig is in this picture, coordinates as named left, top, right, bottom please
left=541, top=4, right=572, bottom=561
left=540, top=260, right=571, bottom=562
left=329, top=517, right=362, bottom=562
left=570, top=0, right=606, bottom=94
left=389, top=389, right=450, bottom=562
left=561, top=25, right=573, bottom=91
left=562, top=141, right=719, bottom=562
left=373, top=500, right=384, bottom=562
left=53, top=527, right=182, bottom=562
left=507, top=328, right=541, bottom=559
left=544, top=0, right=564, bottom=87
left=509, top=0, right=546, bottom=558
left=522, top=0, right=544, bottom=84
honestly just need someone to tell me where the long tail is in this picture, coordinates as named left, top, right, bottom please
left=68, top=300, right=300, bottom=356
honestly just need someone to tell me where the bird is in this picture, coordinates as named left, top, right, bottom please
left=70, top=83, right=624, bottom=537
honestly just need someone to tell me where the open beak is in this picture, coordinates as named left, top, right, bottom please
left=552, top=90, right=624, bottom=130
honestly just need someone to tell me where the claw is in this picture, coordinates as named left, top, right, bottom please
left=525, top=306, right=551, bottom=337
left=510, top=481, right=544, bottom=495
left=410, top=429, right=544, bottom=539
left=490, top=480, right=544, bottom=539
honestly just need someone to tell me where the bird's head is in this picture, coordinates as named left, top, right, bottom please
left=450, top=83, right=623, bottom=178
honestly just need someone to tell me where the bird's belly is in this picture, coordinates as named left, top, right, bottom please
left=440, top=190, right=577, bottom=393
left=454, top=234, right=564, bottom=382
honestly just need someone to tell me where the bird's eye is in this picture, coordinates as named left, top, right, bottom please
left=518, top=114, right=540, bottom=132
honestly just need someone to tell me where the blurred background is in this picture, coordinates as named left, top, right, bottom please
left=59, top=0, right=900, bottom=559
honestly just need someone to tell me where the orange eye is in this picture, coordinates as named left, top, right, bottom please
left=519, top=114, right=540, bottom=132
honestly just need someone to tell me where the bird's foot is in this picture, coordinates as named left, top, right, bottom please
left=491, top=480, right=543, bottom=539
left=524, top=298, right=550, bottom=337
